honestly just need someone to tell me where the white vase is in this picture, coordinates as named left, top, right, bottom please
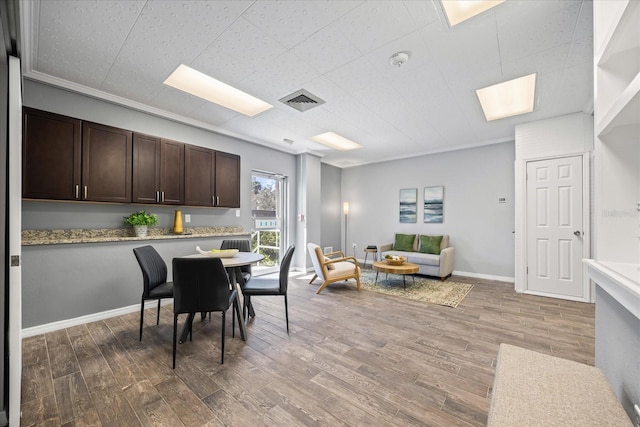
left=133, top=225, right=148, bottom=238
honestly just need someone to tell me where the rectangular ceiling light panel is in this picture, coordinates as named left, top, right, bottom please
left=476, top=73, right=537, bottom=121
left=311, top=132, right=362, bottom=151
left=441, top=0, right=505, bottom=26
left=164, top=64, right=272, bottom=117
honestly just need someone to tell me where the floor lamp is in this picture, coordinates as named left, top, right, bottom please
left=343, top=202, right=349, bottom=254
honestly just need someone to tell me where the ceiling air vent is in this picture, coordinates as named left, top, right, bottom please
left=279, top=89, right=325, bottom=112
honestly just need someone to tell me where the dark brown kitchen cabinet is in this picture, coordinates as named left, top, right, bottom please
left=81, top=122, right=132, bottom=203
left=22, top=108, right=81, bottom=200
left=215, top=151, right=240, bottom=208
left=185, top=144, right=215, bottom=206
left=132, top=134, right=184, bottom=205
left=184, top=145, right=240, bottom=208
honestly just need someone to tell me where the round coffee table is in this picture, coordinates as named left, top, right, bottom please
left=372, top=261, right=419, bottom=289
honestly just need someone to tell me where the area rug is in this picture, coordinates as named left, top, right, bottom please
left=359, top=269, right=473, bottom=308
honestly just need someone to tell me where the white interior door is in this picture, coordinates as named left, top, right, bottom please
left=526, top=155, right=586, bottom=300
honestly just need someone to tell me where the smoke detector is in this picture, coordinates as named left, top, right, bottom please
left=389, top=52, right=409, bottom=67
left=283, top=138, right=294, bottom=146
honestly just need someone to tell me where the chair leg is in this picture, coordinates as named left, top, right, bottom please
left=172, top=314, right=178, bottom=369
left=156, top=299, right=161, bottom=325
left=139, top=298, right=145, bottom=341
left=308, top=274, right=317, bottom=284
left=221, top=311, right=226, bottom=364
left=232, top=300, right=236, bottom=338
left=316, top=280, right=331, bottom=294
left=284, top=293, right=289, bottom=334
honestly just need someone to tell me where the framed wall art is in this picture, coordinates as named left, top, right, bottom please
left=424, top=186, right=444, bottom=223
left=399, top=188, right=417, bottom=223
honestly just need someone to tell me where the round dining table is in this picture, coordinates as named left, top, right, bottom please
left=179, top=251, right=265, bottom=343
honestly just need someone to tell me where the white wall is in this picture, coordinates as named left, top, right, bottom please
left=514, top=112, right=594, bottom=292
left=342, top=142, right=515, bottom=280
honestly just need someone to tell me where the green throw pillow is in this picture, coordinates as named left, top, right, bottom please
left=419, top=235, right=443, bottom=255
left=394, top=234, right=415, bottom=252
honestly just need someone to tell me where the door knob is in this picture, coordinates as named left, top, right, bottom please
left=573, top=230, right=581, bottom=236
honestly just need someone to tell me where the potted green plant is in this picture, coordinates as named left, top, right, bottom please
left=124, top=210, right=158, bottom=238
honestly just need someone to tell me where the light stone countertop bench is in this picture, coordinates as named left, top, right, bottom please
left=488, top=343, right=632, bottom=426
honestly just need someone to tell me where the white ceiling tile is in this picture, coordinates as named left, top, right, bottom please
left=37, top=0, right=145, bottom=86
left=402, top=0, right=442, bottom=29
left=502, top=43, right=571, bottom=79
left=243, top=0, right=360, bottom=49
left=289, top=21, right=363, bottom=75
left=419, top=18, right=502, bottom=89
left=566, top=36, right=593, bottom=68
left=497, top=2, right=582, bottom=63
left=210, top=17, right=287, bottom=69
left=334, top=1, right=423, bottom=54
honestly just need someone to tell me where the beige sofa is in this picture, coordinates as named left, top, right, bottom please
left=379, top=234, right=454, bottom=280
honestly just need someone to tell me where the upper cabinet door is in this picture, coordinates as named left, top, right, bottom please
left=160, top=138, right=185, bottom=205
left=185, top=144, right=215, bottom=206
left=22, top=108, right=82, bottom=200
left=215, top=151, right=240, bottom=208
left=132, top=133, right=161, bottom=204
left=81, top=122, right=132, bottom=203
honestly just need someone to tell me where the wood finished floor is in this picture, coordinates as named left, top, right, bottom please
left=21, top=272, right=595, bottom=427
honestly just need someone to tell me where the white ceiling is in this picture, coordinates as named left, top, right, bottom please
left=20, top=0, right=593, bottom=168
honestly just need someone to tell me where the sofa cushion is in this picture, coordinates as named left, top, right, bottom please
left=382, top=250, right=441, bottom=267
left=419, top=235, right=443, bottom=255
left=394, top=233, right=416, bottom=252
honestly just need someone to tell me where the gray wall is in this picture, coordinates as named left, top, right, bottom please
left=595, top=286, right=640, bottom=421
left=320, top=163, right=342, bottom=253
left=22, top=237, right=245, bottom=328
left=342, top=142, right=515, bottom=279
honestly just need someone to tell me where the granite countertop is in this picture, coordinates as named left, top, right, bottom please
left=22, top=226, right=248, bottom=246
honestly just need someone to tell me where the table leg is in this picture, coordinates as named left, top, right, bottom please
left=375, top=271, right=379, bottom=284
left=403, top=274, right=406, bottom=289
left=233, top=267, right=255, bottom=318
left=226, top=267, right=248, bottom=340
left=232, top=284, right=247, bottom=341
left=178, top=312, right=195, bottom=344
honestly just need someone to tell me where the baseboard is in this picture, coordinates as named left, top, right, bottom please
left=21, top=299, right=173, bottom=337
left=453, top=270, right=515, bottom=283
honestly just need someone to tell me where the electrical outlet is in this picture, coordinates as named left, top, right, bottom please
left=634, top=403, right=640, bottom=427
left=352, top=243, right=357, bottom=249
left=184, top=214, right=191, bottom=223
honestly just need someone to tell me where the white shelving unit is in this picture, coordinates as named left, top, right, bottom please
left=587, top=0, right=640, bottom=320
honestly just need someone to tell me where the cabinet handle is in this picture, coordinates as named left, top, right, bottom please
left=212, top=196, right=215, bottom=206
left=216, top=196, right=220, bottom=206
left=156, top=191, right=159, bottom=203
left=83, top=186, right=88, bottom=200
left=75, top=185, right=79, bottom=199
left=162, top=192, right=165, bottom=203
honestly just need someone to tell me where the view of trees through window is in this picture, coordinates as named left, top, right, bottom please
left=251, top=174, right=281, bottom=267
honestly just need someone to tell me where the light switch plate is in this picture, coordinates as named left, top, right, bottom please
left=235, top=209, right=240, bottom=217
left=184, top=214, right=191, bottom=223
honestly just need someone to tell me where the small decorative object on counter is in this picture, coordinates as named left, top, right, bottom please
left=124, top=210, right=158, bottom=238
left=173, top=210, right=183, bottom=234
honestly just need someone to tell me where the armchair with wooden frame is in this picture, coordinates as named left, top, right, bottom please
left=307, top=243, right=361, bottom=294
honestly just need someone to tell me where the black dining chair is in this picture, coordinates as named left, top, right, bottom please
left=241, top=245, right=295, bottom=333
left=220, top=239, right=252, bottom=284
left=172, top=257, right=238, bottom=368
left=133, top=245, right=174, bottom=341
